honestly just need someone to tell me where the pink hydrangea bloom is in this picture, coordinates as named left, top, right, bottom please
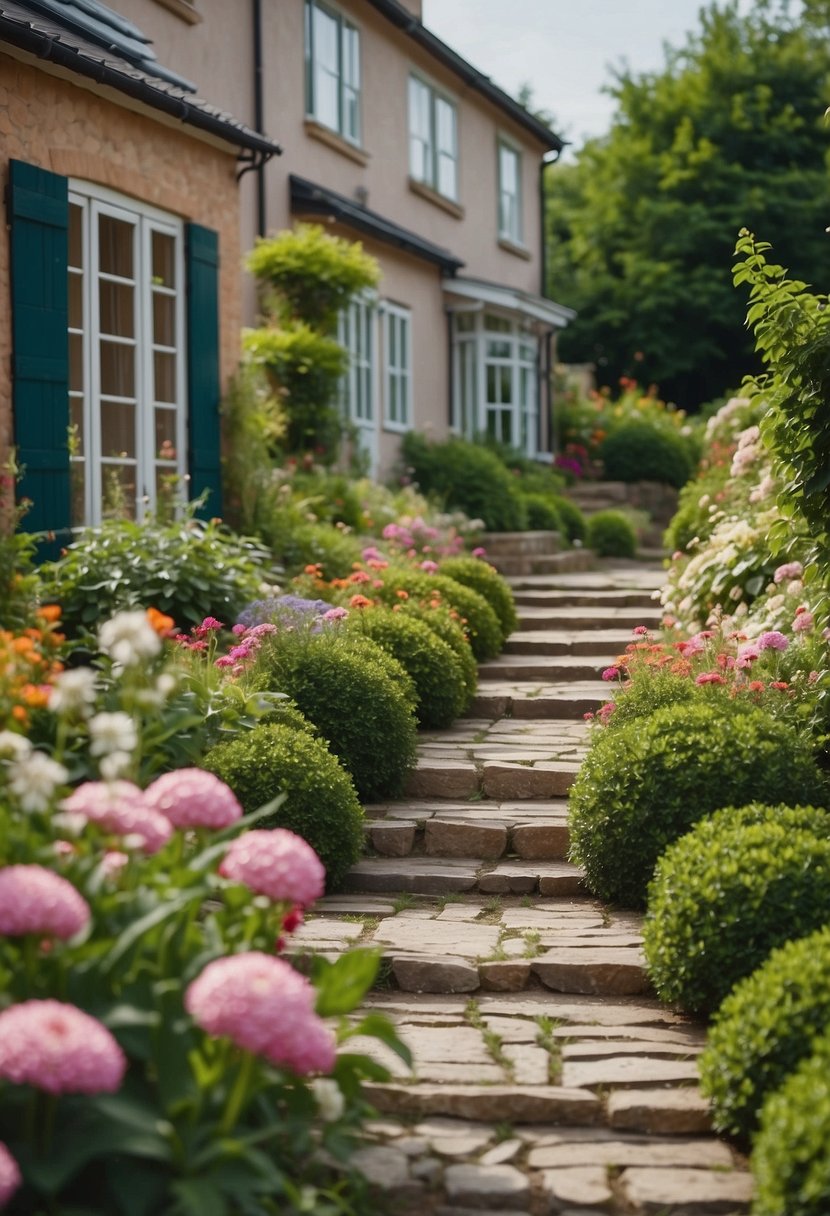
left=219, top=829, right=325, bottom=906
left=793, top=611, right=815, bottom=633
left=736, top=643, right=761, bottom=669
left=0, top=865, right=90, bottom=940
left=471, top=547, right=487, bottom=559
left=185, top=952, right=335, bottom=1074
left=757, top=631, right=789, bottom=652
left=420, top=560, right=439, bottom=573
left=0, top=1143, right=21, bottom=1208
left=61, top=782, right=172, bottom=855
left=144, top=769, right=242, bottom=830
left=0, top=1000, right=126, bottom=1095
left=601, top=666, right=621, bottom=681
left=774, top=561, right=804, bottom=584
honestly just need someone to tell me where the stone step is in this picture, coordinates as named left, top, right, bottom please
left=506, top=564, right=666, bottom=593
left=365, top=802, right=570, bottom=861
left=503, top=629, right=635, bottom=656
left=493, top=551, right=595, bottom=578
left=341, top=855, right=588, bottom=899
left=478, top=655, right=611, bottom=682
left=403, top=758, right=580, bottom=800
left=466, top=682, right=608, bottom=721
left=511, top=588, right=658, bottom=609
left=516, top=605, right=661, bottom=631
left=479, top=529, right=562, bottom=556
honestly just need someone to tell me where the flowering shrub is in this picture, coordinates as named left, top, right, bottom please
left=438, top=556, right=518, bottom=639
left=0, top=612, right=64, bottom=732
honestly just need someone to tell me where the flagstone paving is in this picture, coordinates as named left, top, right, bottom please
left=313, top=557, right=751, bottom=1213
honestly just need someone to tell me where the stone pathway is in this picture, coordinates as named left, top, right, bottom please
left=304, top=558, right=752, bottom=1214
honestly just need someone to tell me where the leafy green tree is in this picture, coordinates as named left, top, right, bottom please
left=547, top=1, right=830, bottom=407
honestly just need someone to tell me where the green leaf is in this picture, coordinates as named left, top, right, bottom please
left=343, top=1012, right=413, bottom=1067
left=313, top=950, right=381, bottom=1016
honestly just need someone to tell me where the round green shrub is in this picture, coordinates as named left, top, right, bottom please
left=644, top=804, right=830, bottom=1015
left=347, top=607, right=467, bottom=729
left=202, top=722, right=364, bottom=890
left=550, top=495, right=587, bottom=544
left=279, top=520, right=363, bottom=579
left=519, top=492, right=563, bottom=533
left=601, top=671, right=696, bottom=730
left=438, top=557, right=518, bottom=640
left=600, top=421, right=694, bottom=488
left=751, top=1033, right=830, bottom=1216
left=585, top=509, right=637, bottom=558
left=568, top=701, right=825, bottom=909
left=375, top=568, right=503, bottom=661
left=401, top=432, right=528, bottom=532
left=397, top=601, right=477, bottom=703
left=254, top=630, right=418, bottom=802
left=701, top=925, right=830, bottom=1142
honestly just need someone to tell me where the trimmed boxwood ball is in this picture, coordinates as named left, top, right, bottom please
left=375, top=568, right=503, bottom=661
left=519, top=492, right=563, bottom=534
left=438, top=556, right=518, bottom=639
left=568, top=701, right=825, bottom=909
left=397, top=601, right=477, bottom=704
left=644, top=804, right=830, bottom=1015
left=550, top=495, right=587, bottom=544
left=585, top=509, right=637, bottom=558
left=700, top=924, right=830, bottom=1143
left=347, top=606, right=467, bottom=729
left=751, top=1032, right=830, bottom=1216
left=599, top=420, right=693, bottom=489
left=202, top=722, right=364, bottom=890
left=254, top=630, right=418, bottom=802
left=601, top=670, right=696, bottom=731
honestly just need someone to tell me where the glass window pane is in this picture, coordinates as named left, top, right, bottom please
left=343, top=23, right=359, bottom=88
left=436, top=99, right=455, bottom=155
left=487, top=340, right=511, bottom=359
left=500, top=411, right=512, bottom=444
left=69, top=333, right=84, bottom=394
left=455, top=312, right=475, bottom=334
left=399, top=318, right=408, bottom=371
left=438, top=153, right=457, bottom=200
left=151, top=232, right=176, bottom=289
left=486, top=364, right=498, bottom=404
left=484, top=314, right=511, bottom=333
left=100, top=340, right=135, bottom=398
left=101, top=401, right=136, bottom=458
left=69, top=397, right=85, bottom=455
left=313, top=5, right=338, bottom=72
left=70, top=459, right=86, bottom=529
left=154, top=352, right=177, bottom=404
left=155, top=409, right=178, bottom=460
left=98, top=215, right=134, bottom=278
left=315, top=64, right=340, bottom=128
left=69, top=272, right=83, bottom=329
left=99, top=280, right=135, bottom=339
left=153, top=293, right=176, bottom=347
left=101, top=464, right=137, bottom=521
left=69, top=204, right=83, bottom=270
left=500, top=366, right=512, bottom=402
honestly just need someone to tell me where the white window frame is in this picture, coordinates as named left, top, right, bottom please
left=304, top=0, right=361, bottom=145
left=338, top=293, right=376, bottom=428
left=451, top=310, right=538, bottom=456
left=497, top=138, right=523, bottom=244
left=408, top=74, right=458, bottom=201
left=383, top=303, right=412, bottom=433
left=68, top=181, right=186, bottom=527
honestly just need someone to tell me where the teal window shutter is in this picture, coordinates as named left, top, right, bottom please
left=9, top=160, right=71, bottom=544
left=186, top=223, right=222, bottom=520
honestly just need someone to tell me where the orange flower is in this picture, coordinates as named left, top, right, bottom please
left=348, top=594, right=373, bottom=610
left=37, top=605, right=62, bottom=623
left=395, top=589, right=409, bottom=600
left=21, top=684, right=49, bottom=708
left=147, top=607, right=175, bottom=636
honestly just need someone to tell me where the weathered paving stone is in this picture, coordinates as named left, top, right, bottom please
left=561, top=1038, right=703, bottom=1060
left=370, top=821, right=417, bottom=857
left=444, top=1163, right=531, bottom=1210
left=537, top=863, right=588, bottom=897
left=405, top=759, right=480, bottom=799
left=479, top=867, right=538, bottom=895
left=363, top=1083, right=603, bottom=1124
left=607, top=1088, right=713, bottom=1134
left=351, top=1145, right=411, bottom=1189
left=502, top=1043, right=550, bottom=1085
left=533, top=948, right=649, bottom=996
left=395, top=1026, right=493, bottom=1065
left=411, top=1156, right=442, bottom=1184
left=392, top=955, right=480, bottom=994
left=562, top=1057, right=701, bottom=1089
left=527, top=1139, right=734, bottom=1169
left=511, top=822, right=569, bottom=859
left=483, top=762, right=576, bottom=799
left=425, top=818, right=508, bottom=859
left=344, top=858, right=478, bottom=894
left=373, top=917, right=500, bottom=958
left=479, top=961, right=532, bottom=992
left=617, top=1166, right=752, bottom=1213
left=480, top=1139, right=523, bottom=1166
left=539, top=1166, right=613, bottom=1208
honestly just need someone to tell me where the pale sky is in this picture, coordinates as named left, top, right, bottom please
left=422, top=0, right=757, bottom=153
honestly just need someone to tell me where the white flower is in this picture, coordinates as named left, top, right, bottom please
left=8, top=751, right=68, bottom=812
left=49, top=668, right=99, bottom=716
left=99, top=751, right=132, bottom=781
left=89, top=712, right=138, bottom=757
left=0, top=731, right=32, bottom=762
left=310, top=1078, right=345, bottom=1122
left=98, top=611, right=161, bottom=667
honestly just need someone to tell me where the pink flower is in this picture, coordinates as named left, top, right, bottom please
left=101, top=851, right=130, bottom=880
left=420, top=560, right=439, bottom=573
left=144, top=769, right=242, bottom=831
left=361, top=546, right=382, bottom=562
left=597, top=701, right=616, bottom=721
left=194, top=617, right=224, bottom=637
left=632, top=626, right=649, bottom=636
left=774, top=561, right=803, bottom=584
left=219, top=829, right=325, bottom=906
left=0, top=865, right=90, bottom=940
left=322, top=606, right=348, bottom=622
left=227, top=644, right=254, bottom=662
left=793, top=610, right=815, bottom=634
left=214, top=656, right=235, bottom=668
left=736, top=643, right=761, bottom=668
left=0, top=1143, right=21, bottom=1208
left=61, top=782, right=173, bottom=855
left=231, top=624, right=246, bottom=636
left=471, top=547, right=487, bottom=559
left=601, top=666, right=621, bottom=681
left=696, top=672, right=726, bottom=685
left=757, top=631, right=789, bottom=652
left=185, top=952, right=335, bottom=1074
left=0, top=1000, right=126, bottom=1095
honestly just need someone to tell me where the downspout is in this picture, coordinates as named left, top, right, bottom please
left=253, top=0, right=266, bottom=237
left=539, top=148, right=561, bottom=299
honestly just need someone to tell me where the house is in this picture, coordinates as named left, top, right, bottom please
left=1, top=0, right=573, bottom=534
left=0, top=0, right=280, bottom=536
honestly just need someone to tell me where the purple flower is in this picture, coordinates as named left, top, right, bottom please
left=757, top=631, right=789, bottom=653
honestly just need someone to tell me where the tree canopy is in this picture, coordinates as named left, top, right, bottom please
left=547, top=0, right=830, bottom=407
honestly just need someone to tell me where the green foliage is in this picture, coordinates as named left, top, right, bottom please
left=280, top=521, right=364, bottom=580
left=245, top=224, right=379, bottom=331
left=585, top=510, right=637, bottom=558
left=373, top=567, right=503, bottom=660
left=41, top=514, right=274, bottom=635
left=547, top=3, right=830, bottom=406
left=519, top=492, right=563, bottom=533
left=549, top=494, right=587, bottom=544
left=203, top=722, right=365, bottom=890
left=254, top=631, right=418, bottom=802
left=734, top=229, right=830, bottom=598
left=568, top=700, right=824, bottom=908
left=220, top=363, right=286, bottom=537
left=243, top=322, right=347, bottom=456
left=601, top=669, right=696, bottom=730
left=290, top=471, right=366, bottom=529
left=599, top=421, right=694, bottom=488
left=701, top=925, right=830, bottom=1142
left=402, top=432, right=527, bottom=532
left=644, top=803, right=830, bottom=1014
left=751, top=1031, right=830, bottom=1216
left=437, top=556, right=518, bottom=639
left=347, top=606, right=467, bottom=728
left=397, top=600, right=478, bottom=701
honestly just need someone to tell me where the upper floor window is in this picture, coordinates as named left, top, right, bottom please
left=498, top=140, right=522, bottom=244
left=408, top=75, right=458, bottom=201
left=305, top=0, right=361, bottom=144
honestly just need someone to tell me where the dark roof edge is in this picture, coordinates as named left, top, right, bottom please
left=365, top=0, right=564, bottom=152
left=289, top=175, right=465, bottom=274
left=0, top=13, right=282, bottom=157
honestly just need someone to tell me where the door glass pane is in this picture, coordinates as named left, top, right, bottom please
left=70, top=460, right=86, bottom=529
left=154, top=352, right=177, bottom=404
left=153, top=293, right=176, bottom=346
left=69, top=273, right=83, bottom=329
left=70, top=397, right=85, bottom=455
left=69, top=204, right=83, bottom=269
left=98, top=215, right=133, bottom=278
left=100, top=341, right=135, bottom=398
left=101, top=401, right=136, bottom=459
left=99, top=280, right=134, bottom=338
left=155, top=409, right=178, bottom=460
left=151, top=232, right=176, bottom=289
left=102, top=464, right=137, bottom=520
left=69, top=334, right=83, bottom=393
